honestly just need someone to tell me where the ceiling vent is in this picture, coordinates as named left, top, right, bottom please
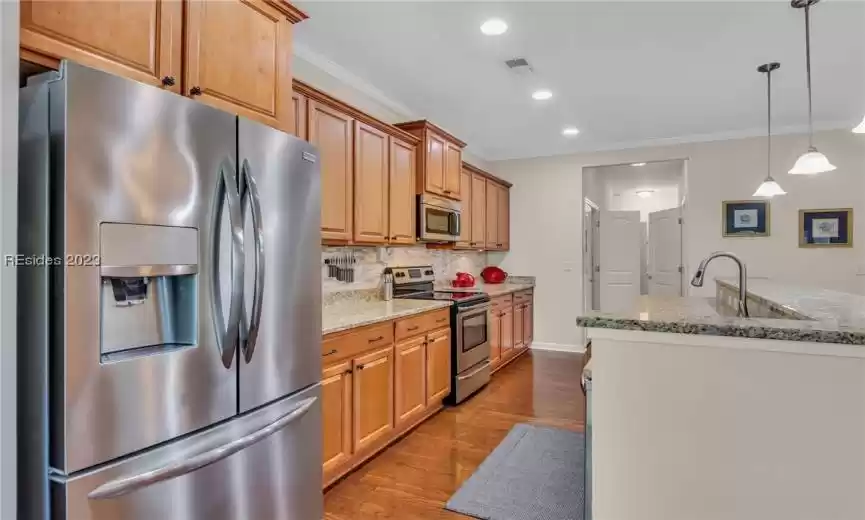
left=505, top=58, right=533, bottom=75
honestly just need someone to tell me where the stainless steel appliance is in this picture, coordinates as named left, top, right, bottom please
left=392, top=266, right=491, bottom=403
left=17, top=62, right=322, bottom=520
left=418, top=194, right=461, bottom=242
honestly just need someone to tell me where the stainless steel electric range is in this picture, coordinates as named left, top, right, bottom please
left=391, top=266, right=491, bottom=404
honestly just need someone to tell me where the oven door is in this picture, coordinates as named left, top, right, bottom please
left=456, top=302, right=491, bottom=372
left=420, top=203, right=460, bottom=242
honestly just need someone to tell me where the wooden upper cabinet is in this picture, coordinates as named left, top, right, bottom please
left=291, top=90, right=307, bottom=139
left=353, top=346, right=395, bottom=452
left=309, top=101, right=354, bottom=242
left=20, top=0, right=183, bottom=92
left=395, top=337, right=427, bottom=427
left=394, top=120, right=466, bottom=202
left=471, top=174, right=487, bottom=248
left=185, top=0, right=304, bottom=131
left=444, top=142, right=462, bottom=199
left=388, top=137, right=416, bottom=245
left=353, top=122, right=389, bottom=244
left=485, top=179, right=499, bottom=249
left=321, top=361, right=352, bottom=480
left=456, top=168, right=472, bottom=248
left=425, top=132, right=446, bottom=195
left=426, top=329, right=451, bottom=403
left=497, top=185, right=510, bottom=250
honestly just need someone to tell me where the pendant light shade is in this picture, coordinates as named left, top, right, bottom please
left=853, top=115, right=865, bottom=134
left=753, top=62, right=787, bottom=198
left=788, top=0, right=834, bottom=175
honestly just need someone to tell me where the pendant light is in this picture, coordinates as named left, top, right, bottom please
left=788, top=0, right=836, bottom=175
left=754, top=62, right=787, bottom=198
left=853, top=115, right=865, bottom=134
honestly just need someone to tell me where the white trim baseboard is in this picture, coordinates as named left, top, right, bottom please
left=530, top=342, right=585, bottom=353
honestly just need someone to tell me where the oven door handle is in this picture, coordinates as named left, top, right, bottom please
left=457, top=302, right=491, bottom=315
left=457, top=361, right=491, bottom=381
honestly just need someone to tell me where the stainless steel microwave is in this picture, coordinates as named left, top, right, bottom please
left=418, top=194, right=460, bottom=242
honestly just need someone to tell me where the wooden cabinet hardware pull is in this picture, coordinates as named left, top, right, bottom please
left=323, top=349, right=338, bottom=356
left=357, top=364, right=365, bottom=370
left=407, top=326, right=419, bottom=331
left=161, top=76, right=176, bottom=87
left=435, top=317, right=447, bottom=323
left=189, top=86, right=202, bottom=96
left=368, top=335, right=384, bottom=343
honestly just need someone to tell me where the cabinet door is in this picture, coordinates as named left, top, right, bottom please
left=291, top=91, right=307, bottom=139
left=185, top=0, right=293, bottom=130
left=485, top=180, right=499, bottom=249
left=424, top=133, right=446, bottom=195
left=322, top=361, right=352, bottom=480
left=353, top=122, right=389, bottom=244
left=444, top=142, right=462, bottom=199
left=353, top=346, right=394, bottom=452
left=20, top=0, right=182, bottom=92
left=501, top=307, right=514, bottom=359
left=471, top=174, right=487, bottom=248
left=388, top=137, right=416, bottom=245
left=426, top=329, right=451, bottom=403
left=490, top=310, right=501, bottom=367
left=514, top=304, right=524, bottom=349
left=498, top=186, right=510, bottom=250
left=456, top=168, right=472, bottom=248
left=395, top=337, right=427, bottom=426
left=524, top=302, right=533, bottom=347
left=309, top=101, right=354, bottom=241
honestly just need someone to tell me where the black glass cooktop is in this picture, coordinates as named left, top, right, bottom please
left=396, top=291, right=489, bottom=305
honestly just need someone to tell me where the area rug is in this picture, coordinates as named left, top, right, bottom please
left=444, top=423, right=586, bottom=520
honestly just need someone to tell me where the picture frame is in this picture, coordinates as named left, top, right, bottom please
left=722, top=200, right=770, bottom=237
left=799, top=208, right=853, bottom=248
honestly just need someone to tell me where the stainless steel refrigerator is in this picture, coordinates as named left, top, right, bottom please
left=18, top=62, right=323, bottom=520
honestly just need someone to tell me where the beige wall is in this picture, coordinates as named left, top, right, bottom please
left=0, top=0, right=18, bottom=516
left=490, top=130, right=865, bottom=350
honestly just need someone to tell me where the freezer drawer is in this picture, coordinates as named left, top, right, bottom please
left=52, top=384, right=322, bottom=520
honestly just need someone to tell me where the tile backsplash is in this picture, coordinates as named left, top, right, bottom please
left=323, top=246, right=488, bottom=294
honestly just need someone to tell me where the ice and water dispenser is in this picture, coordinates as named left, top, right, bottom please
left=99, top=223, right=198, bottom=361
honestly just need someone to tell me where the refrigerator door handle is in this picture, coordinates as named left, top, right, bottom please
left=240, top=159, right=265, bottom=364
left=87, top=396, right=317, bottom=500
left=211, top=157, right=244, bottom=369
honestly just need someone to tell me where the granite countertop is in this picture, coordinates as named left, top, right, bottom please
left=323, top=299, right=452, bottom=336
left=577, top=279, right=865, bottom=345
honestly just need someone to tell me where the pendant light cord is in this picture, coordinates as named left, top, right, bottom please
left=767, top=67, right=773, bottom=178
left=805, top=3, right=814, bottom=148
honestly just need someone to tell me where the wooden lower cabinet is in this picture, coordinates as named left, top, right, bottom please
left=500, top=306, right=514, bottom=360
left=395, top=336, right=427, bottom=426
left=514, top=304, right=525, bottom=349
left=426, top=328, right=451, bottom=403
left=353, top=346, right=394, bottom=452
left=322, top=361, right=353, bottom=482
left=490, top=310, right=502, bottom=367
left=524, top=302, right=533, bottom=346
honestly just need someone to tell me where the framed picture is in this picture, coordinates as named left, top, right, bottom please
left=722, top=200, right=770, bottom=237
left=799, top=208, right=853, bottom=247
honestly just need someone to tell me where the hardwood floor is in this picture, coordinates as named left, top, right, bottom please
left=323, top=349, right=586, bottom=519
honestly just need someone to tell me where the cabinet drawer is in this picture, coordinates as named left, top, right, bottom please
left=395, top=309, right=450, bottom=341
left=322, top=322, right=394, bottom=364
left=513, top=290, right=533, bottom=305
left=491, top=294, right=513, bottom=312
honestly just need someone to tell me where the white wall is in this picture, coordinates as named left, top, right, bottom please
left=0, top=1, right=17, bottom=517
left=607, top=186, right=679, bottom=223
left=492, top=130, right=865, bottom=350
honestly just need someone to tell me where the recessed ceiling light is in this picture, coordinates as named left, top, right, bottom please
left=532, top=89, right=553, bottom=101
left=631, top=162, right=647, bottom=167
left=562, top=127, right=580, bottom=136
left=636, top=189, right=655, bottom=198
left=480, top=19, right=508, bottom=36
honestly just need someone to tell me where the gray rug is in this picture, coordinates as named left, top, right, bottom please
left=445, top=423, right=586, bottom=520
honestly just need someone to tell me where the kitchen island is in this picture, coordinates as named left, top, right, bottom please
left=577, top=279, right=865, bottom=520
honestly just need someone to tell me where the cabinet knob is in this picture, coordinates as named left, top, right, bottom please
left=189, top=86, right=202, bottom=96
left=161, top=76, right=176, bottom=87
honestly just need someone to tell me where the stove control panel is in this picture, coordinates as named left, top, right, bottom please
left=391, top=265, right=435, bottom=285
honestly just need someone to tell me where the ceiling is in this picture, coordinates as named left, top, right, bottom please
left=294, top=1, right=865, bottom=161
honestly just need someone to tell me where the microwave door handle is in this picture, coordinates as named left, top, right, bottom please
left=240, top=159, right=265, bottom=364
left=210, top=158, right=243, bottom=369
left=450, top=211, right=460, bottom=237
left=88, top=396, right=317, bottom=500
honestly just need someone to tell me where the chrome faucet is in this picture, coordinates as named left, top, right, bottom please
left=691, top=251, right=749, bottom=317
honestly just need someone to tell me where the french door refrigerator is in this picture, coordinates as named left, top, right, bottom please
left=18, top=62, right=322, bottom=520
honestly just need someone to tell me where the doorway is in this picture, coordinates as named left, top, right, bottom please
left=582, top=159, right=687, bottom=312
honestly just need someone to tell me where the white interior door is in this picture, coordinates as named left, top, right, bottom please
left=599, top=210, right=642, bottom=312
left=648, top=207, right=682, bottom=296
